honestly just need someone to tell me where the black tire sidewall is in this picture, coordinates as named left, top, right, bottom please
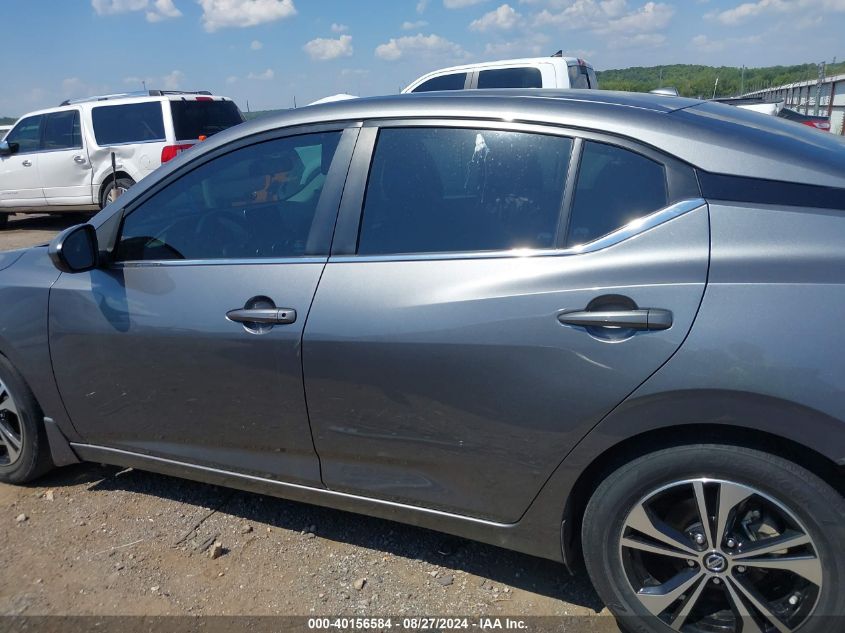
left=582, top=444, right=845, bottom=633
left=0, top=355, right=51, bottom=483
left=100, top=177, right=135, bottom=209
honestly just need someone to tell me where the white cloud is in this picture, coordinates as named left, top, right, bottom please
left=92, top=0, right=181, bottom=21
left=444, top=0, right=487, bottom=7
left=226, top=75, right=239, bottom=84
left=250, top=39, right=263, bottom=49
left=162, top=69, right=184, bottom=89
left=601, top=1, right=674, bottom=33
left=303, top=34, right=354, bottom=61
left=199, top=0, right=296, bottom=32
left=691, top=32, right=762, bottom=52
left=483, top=32, right=549, bottom=56
left=146, top=0, right=181, bottom=21
left=247, top=68, right=275, bottom=80
left=402, top=19, right=429, bottom=29
left=470, top=3, right=523, bottom=30
left=534, top=0, right=673, bottom=32
left=375, top=33, right=468, bottom=61
left=609, top=32, right=666, bottom=48
left=331, top=22, right=348, bottom=32
left=416, top=0, right=429, bottom=11
left=712, top=0, right=845, bottom=25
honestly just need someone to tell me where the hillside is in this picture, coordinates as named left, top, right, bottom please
left=596, top=61, right=844, bottom=98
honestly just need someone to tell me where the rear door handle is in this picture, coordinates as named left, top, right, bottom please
left=73, top=155, right=86, bottom=164
left=558, top=309, right=672, bottom=331
left=226, top=308, right=296, bottom=325
left=22, top=159, right=32, bottom=167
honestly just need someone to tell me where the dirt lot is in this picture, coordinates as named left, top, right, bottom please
left=0, top=215, right=616, bottom=628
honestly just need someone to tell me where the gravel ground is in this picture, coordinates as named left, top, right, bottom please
left=0, top=215, right=617, bottom=628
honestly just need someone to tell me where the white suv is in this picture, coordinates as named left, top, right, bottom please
left=0, top=90, right=244, bottom=228
left=402, top=54, right=598, bottom=93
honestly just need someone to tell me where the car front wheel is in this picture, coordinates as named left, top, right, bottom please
left=582, top=444, right=845, bottom=633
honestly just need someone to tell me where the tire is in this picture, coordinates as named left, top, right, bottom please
left=0, top=213, right=8, bottom=230
left=581, top=444, right=845, bottom=633
left=0, top=355, right=54, bottom=483
left=100, top=177, right=135, bottom=209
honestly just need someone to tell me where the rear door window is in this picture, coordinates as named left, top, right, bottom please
left=169, top=100, right=244, bottom=141
left=358, top=127, right=572, bottom=255
left=92, top=102, right=165, bottom=145
left=42, top=111, right=82, bottom=151
left=411, top=73, right=467, bottom=93
left=5, top=115, right=43, bottom=154
left=567, top=64, right=592, bottom=89
left=565, top=141, right=668, bottom=246
left=477, top=67, right=542, bottom=89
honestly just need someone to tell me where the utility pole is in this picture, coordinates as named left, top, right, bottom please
left=712, top=76, right=719, bottom=99
left=142, top=80, right=146, bottom=92
left=814, top=62, right=825, bottom=116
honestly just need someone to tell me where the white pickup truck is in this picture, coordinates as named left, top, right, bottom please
left=403, top=54, right=598, bottom=93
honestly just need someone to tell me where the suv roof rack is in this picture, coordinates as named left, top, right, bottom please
left=59, top=89, right=213, bottom=106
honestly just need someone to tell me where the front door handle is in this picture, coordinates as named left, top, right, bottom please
left=73, top=155, right=86, bottom=164
left=226, top=307, right=296, bottom=325
left=558, top=309, right=672, bottom=331
left=22, top=159, right=32, bottom=167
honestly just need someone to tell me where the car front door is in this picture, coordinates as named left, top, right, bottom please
left=38, top=110, right=93, bottom=206
left=303, top=123, right=709, bottom=523
left=0, top=115, right=45, bottom=209
left=49, top=126, right=356, bottom=484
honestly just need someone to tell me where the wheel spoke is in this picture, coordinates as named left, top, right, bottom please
left=669, top=572, right=709, bottom=630
left=636, top=568, right=704, bottom=617
left=736, top=555, right=822, bottom=586
left=693, top=480, right=715, bottom=549
left=625, top=503, right=699, bottom=556
left=0, top=417, right=22, bottom=462
left=621, top=536, right=699, bottom=562
left=715, top=481, right=753, bottom=548
left=727, top=576, right=791, bottom=633
left=732, top=531, right=812, bottom=559
left=0, top=391, right=18, bottom=417
left=723, top=578, right=767, bottom=633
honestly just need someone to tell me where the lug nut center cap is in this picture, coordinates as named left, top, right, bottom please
left=704, top=552, right=728, bottom=573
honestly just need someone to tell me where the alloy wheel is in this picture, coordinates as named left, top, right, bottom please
left=0, top=377, right=24, bottom=466
left=619, top=478, right=822, bottom=633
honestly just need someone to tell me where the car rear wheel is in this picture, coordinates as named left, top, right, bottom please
left=100, top=177, right=135, bottom=209
left=0, top=213, right=8, bottom=230
left=582, top=444, right=845, bottom=633
left=0, top=355, right=54, bottom=483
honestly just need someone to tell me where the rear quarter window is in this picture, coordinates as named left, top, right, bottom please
left=477, top=67, right=542, bottom=89
left=411, top=73, right=467, bottom=93
left=92, top=102, right=165, bottom=145
left=169, top=100, right=244, bottom=141
left=567, top=64, right=592, bottom=89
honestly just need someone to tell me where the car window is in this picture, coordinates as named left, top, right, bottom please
left=92, top=102, right=166, bottom=145
left=565, top=141, right=668, bottom=247
left=411, top=73, right=467, bottom=93
left=169, top=100, right=244, bottom=141
left=115, top=131, right=341, bottom=261
left=477, top=67, right=542, bottom=89
left=5, top=115, right=42, bottom=154
left=567, top=64, right=591, bottom=89
left=357, top=127, right=572, bottom=255
left=42, top=111, right=82, bottom=151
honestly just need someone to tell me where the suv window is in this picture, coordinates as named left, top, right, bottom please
left=358, top=127, right=572, bottom=255
left=412, top=73, right=467, bottom=93
left=92, top=102, right=165, bottom=146
left=116, top=132, right=341, bottom=261
left=567, top=64, right=592, bottom=89
left=170, top=100, right=244, bottom=141
left=5, top=115, right=42, bottom=154
left=478, top=67, right=542, bottom=89
left=566, top=141, right=667, bottom=247
left=42, top=111, right=82, bottom=151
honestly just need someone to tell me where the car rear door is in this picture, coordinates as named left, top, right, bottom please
left=38, top=110, right=94, bottom=206
left=49, top=125, right=358, bottom=485
left=302, top=122, right=709, bottom=523
left=0, top=114, right=45, bottom=208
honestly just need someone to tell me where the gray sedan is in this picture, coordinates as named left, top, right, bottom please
left=1, top=90, right=844, bottom=633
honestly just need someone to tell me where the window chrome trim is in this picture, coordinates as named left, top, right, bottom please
left=113, top=256, right=328, bottom=268
left=331, top=198, right=706, bottom=263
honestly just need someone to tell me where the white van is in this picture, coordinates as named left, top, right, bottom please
left=0, top=90, right=244, bottom=228
left=403, top=54, right=598, bottom=93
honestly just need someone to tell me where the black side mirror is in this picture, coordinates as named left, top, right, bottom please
left=49, top=224, right=99, bottom=273
left=0, top=140, right=16, bottom=156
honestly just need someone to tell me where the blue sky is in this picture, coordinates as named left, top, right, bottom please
left=2, top=0, right=843, bottom=116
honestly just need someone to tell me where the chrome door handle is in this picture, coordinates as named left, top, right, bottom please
left=226, top=307, right=296, bottom=325
left=22, top=159, right=32, bottom=167
left=73, top=155, right=86, bottom=164
left=558, top=309, right=672, bottom=331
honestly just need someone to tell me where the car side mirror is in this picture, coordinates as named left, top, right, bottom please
left=0, top=140, right=17, bottom=156
left=48, top=224, right=99, bottom=273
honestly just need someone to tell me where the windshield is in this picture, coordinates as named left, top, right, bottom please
left=169, top=100, right=244, bottom=141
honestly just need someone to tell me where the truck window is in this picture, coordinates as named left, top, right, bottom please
left=412, top=73, right=467, bottom=93
left=477, top=67, right=542, bottom=89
